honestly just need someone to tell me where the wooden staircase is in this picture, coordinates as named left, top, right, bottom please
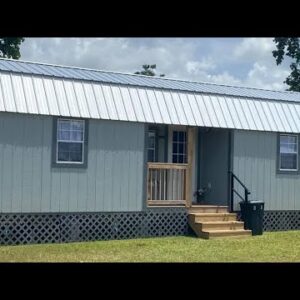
left=188, top=205, right=252, bottom=239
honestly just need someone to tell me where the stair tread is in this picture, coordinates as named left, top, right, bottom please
left=202, top=229, right=251, bottom=233
left=190, top=205, right=228, bottom=208
left=189, top=212, right=236, bottom=216
left=197, top=221, right=243, bottom=225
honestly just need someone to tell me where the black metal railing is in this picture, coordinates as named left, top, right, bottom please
left=229, top=171, right=251, bottom=212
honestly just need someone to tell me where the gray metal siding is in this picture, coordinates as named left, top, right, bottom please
left=233, top=130, right=300, bottom=210
left=199, top=129, right=230, bottom=205
left=0, top=112, right=145, bottom=213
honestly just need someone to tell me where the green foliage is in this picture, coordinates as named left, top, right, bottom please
left=0, top=37, right=25, bottom=59
left=273, top=38, right=300, bottom=92
left=135, top=64, right=165, bottom=77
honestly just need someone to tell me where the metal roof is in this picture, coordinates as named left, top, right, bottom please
left=1, top=70, right=300, bottom=133
left=0, top=57, right=300, bottom=103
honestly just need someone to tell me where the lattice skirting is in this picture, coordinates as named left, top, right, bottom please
left=0, top=208, right=188, bottom=245
left=1, top=209, right=299, bottom=245
left=237, top=211, right=300, bottom=231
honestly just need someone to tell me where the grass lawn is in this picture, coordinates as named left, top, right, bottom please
left=0, top=231, right=299, bottom=262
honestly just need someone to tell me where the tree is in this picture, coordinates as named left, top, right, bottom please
left=272, top=38, right=300, bottom=92
left=0, top=37, right=25, bottom=59
left=135, top=64, right=165, bottom=77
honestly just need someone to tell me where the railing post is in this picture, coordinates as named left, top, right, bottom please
left=230, top=172, right=234, bottom=212
left=186, top=127, right=195, bottom=208
left=245, top=189, right=249, bottom=203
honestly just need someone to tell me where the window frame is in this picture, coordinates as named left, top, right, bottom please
left=147, top=128, right=157, bottom=162
left=171, top=129, right=187, bottom=164
left=277, top=133, right=299, bottom=174
left=52, top=117, right=88, bottom=168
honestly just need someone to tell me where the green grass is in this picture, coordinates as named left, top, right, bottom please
left=0, top=231, right=299, bottom=262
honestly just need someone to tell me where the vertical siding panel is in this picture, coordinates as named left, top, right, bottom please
left=50, top=170, right=61, bottom=212
left=136, top=124, right=144, bottom=211
left=68, top=172, right=78, bottom=212
left=11, top=115, right=24, bottom=212
left=77, top=169, right=88, bottom=212
left=21, top=116, right=34, bottom=212
left=264, top=133, right=271, bottom=210
left=112, top=123, right=122, bottom=210
left=118, top=123, right=128, bottom=211
left=30, top=117, right=43, bottom=212
left=281, top=176, right=288, bottom=211
left=41, top=117, right=52, bottom=212
left=59, top=169, right=70, bottom=212
left=290, top=175, right=295, bottom=210
left=95, top=121, right=104, bottom=211
left=134, top=125, right=142, bottom=211
left=103, top=121, right=114, bottom=211
left=0, top=115, right=3, bottom=211
left=296, top=176, right=300, bottom=210
left=269, top=134, right=277, bottom=210
left=86, top=121, right=97, bottom=212
left=258, top=133, right=265, bottom=203
left=1, top=115, right=13, bottom=212
left=127, top=124, right=136, bottom=211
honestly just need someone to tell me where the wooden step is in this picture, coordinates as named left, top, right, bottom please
left=192, top=221, right=245, bottom=231
left=188, top=205, right=228, bottom=213
left=199, top=229, right=252, bottom=239
left=189, top=213, right=237, bottom=222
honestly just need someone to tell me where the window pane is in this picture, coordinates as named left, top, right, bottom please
left=148, top=135, right=155, bottom=149
left=280, top=143, right=297, bottom=153
left=280, top=135, right=297, bottom=153
left=57, top=150, right=69, bottom=162
left=173, top=131, right=178, bottom=141
left=70, top=130, right=84, bottom=141
left=179, top=143, right=184, bottom=153
left=280, top=153, right=297, bottom=170
left=58, top=130, right=70, bottom=141
left=70, top=149, right=83, bottom=162
left=172, top=142, right=177, bottom=154
left=148, top=149, right=154, bottom=162
left=178, top=155, right=184, bottom=163
left=172, top=154, right=178, bottom=163
left=287, top=135, right=297, bottom=144
left=57, top=142, right=83, bottom=163
left=280, top=135, right=289, bottom=144
left=178, top=131, right=184, bottom=142
left=58, top=120, right=71, bottom=131
left=147, top=131, right=156, bottom=162
left=71, top=121, right=84, bottom=131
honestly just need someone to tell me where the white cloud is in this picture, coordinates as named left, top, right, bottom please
left=244, top=62, right=290, bottom=90
left=233, top=38, right=275, bottom=60
left=19, top=38, right=291, bottom=91
left=186, top=57, right=216, bottom=75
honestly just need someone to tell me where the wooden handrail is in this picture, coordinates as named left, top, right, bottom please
left=147, top=162, right=188, bottom=170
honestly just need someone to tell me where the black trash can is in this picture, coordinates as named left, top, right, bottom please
left=240, top=201, right=264, bottom=235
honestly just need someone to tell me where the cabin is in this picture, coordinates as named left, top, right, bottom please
left=0, top=57, right=299, bottom=245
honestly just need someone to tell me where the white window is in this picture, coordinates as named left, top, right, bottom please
left=56, top=119, right=85, bottom=164
left=172, top=130, right=187, bottom=163
left=279, top=134, right=298, bottom=171
left=148, top=130, right=156, bottom=162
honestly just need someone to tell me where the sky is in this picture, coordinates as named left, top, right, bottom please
left=20, top=38, right=291, bottom=91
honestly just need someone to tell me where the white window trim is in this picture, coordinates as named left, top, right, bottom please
left=148, top=130, right=156, bottom=162
left=279, top=134, right=298, bottom=172
left=168, top=126, right=187, bottom=164
left=56, top=118, right=85, bottom=164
